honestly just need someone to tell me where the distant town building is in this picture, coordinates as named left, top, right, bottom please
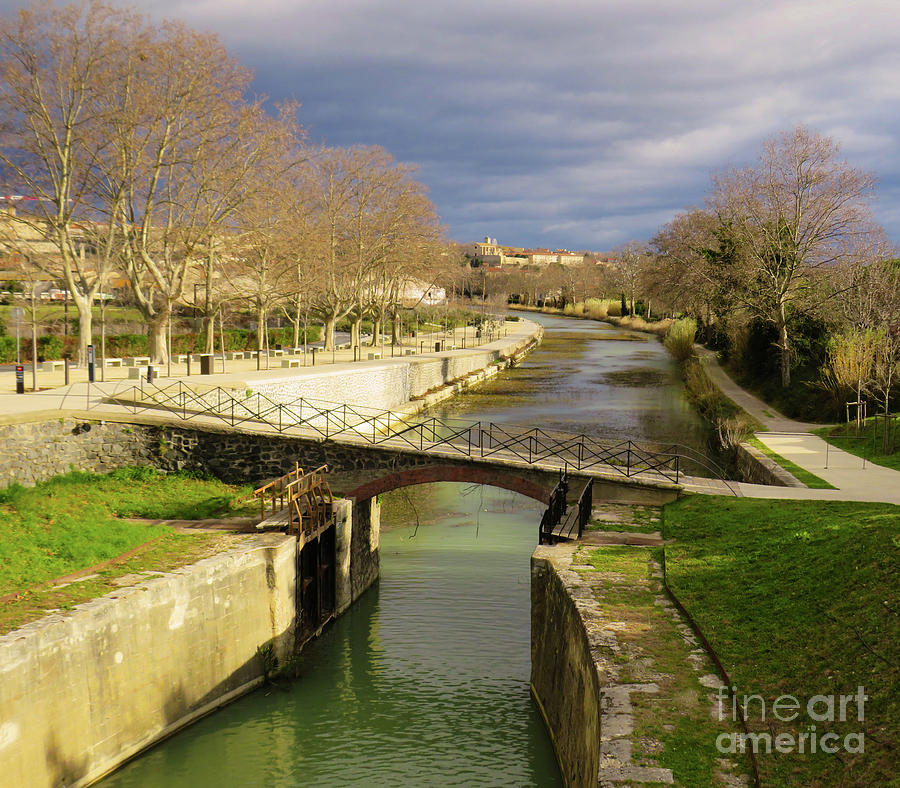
left=471, top=236, right=585, bottom=267
left=397, top=278, right=447, bottom=306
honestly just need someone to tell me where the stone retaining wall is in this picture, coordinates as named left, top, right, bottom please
left=0, top=418, right=157, bottom=489
left=531, top=547, right=602, bottom=787
left=0, top=497, right=379, bottom=788
left=735, top=441, right=805, bottom=487
left=0, top=532, right=298, bottom=787
left=221, top=320, right=542, bottom=411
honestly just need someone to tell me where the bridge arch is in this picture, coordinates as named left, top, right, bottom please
left=344, top=464, right=553, bottom=504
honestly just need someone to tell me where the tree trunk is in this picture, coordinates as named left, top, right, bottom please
left=370, top=314, right=382, bottom=346
left=256, top=304, right=266, bottom=353
left=350, top=316, right=362, bottom=349
left=72, top=294, right=93, bottom=366
left=203, top=314, right=215, bottom=354
left=148, top=311, right=168, bottom=365
left=777, top=303, right=791, bottom=387
left=323, top=315, right=336, bottom=350
left=391, top=307, right=401, bottom=345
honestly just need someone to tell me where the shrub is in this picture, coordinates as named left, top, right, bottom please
left=664, top=317, right=697, bottom=362
left=606, top=300, right=622, bottom=317
left=105, top=333, right=149, bottom=357
left=0, top=336, right=16, bottom=363
left=37, top=335, right=63, bottom=361
left=583, top=298, right=608, bottom=320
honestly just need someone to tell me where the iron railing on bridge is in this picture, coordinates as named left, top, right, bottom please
left=539, top=476, right=593, bottom=544
left=105, top=379, right=735, bottom=489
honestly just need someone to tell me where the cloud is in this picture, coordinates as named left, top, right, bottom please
left=1, top=0, right=898, bottom=249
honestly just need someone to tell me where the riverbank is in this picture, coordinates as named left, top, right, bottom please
left=532, top=538, right=752, bottom=787
left=511, top=303, right=673, bottom=336
left=0, top=320, right=546, bottom=787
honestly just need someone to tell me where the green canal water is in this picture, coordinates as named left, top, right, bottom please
left=102, top=313, right=713, bottom=787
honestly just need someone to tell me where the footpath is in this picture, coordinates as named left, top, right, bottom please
left=0, top=318, right=541, bottom=427
left=689, top=347, right=900, bottom=505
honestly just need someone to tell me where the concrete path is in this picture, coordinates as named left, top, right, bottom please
left=0, top=324, right=513, bottom=394
left=696, top=348, right=900, bottom=505
left=695, top=347, right=818, bottom=432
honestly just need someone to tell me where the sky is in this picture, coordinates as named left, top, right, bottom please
left=8, top=0, right=900, bottom=251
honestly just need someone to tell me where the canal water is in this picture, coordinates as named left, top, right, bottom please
left=102, top=313, right=712, bottom=787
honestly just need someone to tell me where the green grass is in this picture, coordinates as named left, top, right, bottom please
left=745, top=435, right=837, bottom=489
left=577, top=546, right=752, bottom=786
left=663, top=495, right=900, bottom=787
left=814, top=416, right=900, bottom=472
left=0, top=466, right=255, bottom=597
left=0, top=303, right=145, bottom=326
left=0, top=530, right=224, bottom=635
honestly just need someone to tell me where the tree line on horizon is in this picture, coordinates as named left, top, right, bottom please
left=498, top=127, right=899, bottom=422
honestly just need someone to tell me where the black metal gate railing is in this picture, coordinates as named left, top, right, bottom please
left=108, top=380, right=735, bottom=490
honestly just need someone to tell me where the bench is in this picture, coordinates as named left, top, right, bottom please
left=41, top=360, right=65, bottom=372
left=128, top=366, right=159, bottom=380
left=125, top=356, right=150, bottom=367
left=367, top=352, right=381, bottom=360
left=281, top=358, right=302, bottom=368
left=104, top=357, right=123, bottom=367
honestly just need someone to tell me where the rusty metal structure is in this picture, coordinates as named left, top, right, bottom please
left=252, top=463, right=333, bottom=534
left=251, top=464, right=336, bottom=642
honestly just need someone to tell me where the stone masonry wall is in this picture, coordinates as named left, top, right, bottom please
left=219, top=321, right=540, bottom=411
left=0, top=418, right=156, bottom=488
left=531, top=547, right=602, bottom=787
left=735, top=441, right=804, bottom=487
left=0, top=533, right=298, bottom=788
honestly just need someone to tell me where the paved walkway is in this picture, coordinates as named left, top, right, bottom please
left=695, top=348, right=900, bottom=505
left=0, top=324, right=508, bottom=394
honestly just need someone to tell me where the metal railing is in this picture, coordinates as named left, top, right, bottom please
left=108, top=379, right=735, bottom=488
left=539, top=477, right=594, bottom=544
left=252, top=463, right=333, bottom=534
left=539, top=473, right=569, bottom=544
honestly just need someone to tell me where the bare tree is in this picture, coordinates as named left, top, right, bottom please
left=0, top=1, right=142, bottom=363
left=711, top=127, right=881, bottom=387
left=100, top=23, right=297, bottom=364
left=843, top=258, right=900, bottom=422
left=612, top=241, right=648, bottom=316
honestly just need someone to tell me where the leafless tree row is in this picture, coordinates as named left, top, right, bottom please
left=0, top=1, right=447, bottom=364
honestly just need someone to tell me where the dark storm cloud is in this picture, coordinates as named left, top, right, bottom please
left=3, top=0, right=899, bottom=249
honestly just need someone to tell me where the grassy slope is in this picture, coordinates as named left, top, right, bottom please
left=0, top=466, right=255, bottom=596
left=814, top=417, right=900, bottom=473
left=745, top=435, right=836, bottom=489
left=663, top=495, right=899, bottom=788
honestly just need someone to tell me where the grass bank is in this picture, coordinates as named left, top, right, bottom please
left=663, top=495, right=899, bottom=787
left=0, top=467, right=256, bottom=634
left=814, top=416, right=900, bottom=472
left=744, top=436, right=836, bottom=489
left=575, top=545, right=752, bottom=786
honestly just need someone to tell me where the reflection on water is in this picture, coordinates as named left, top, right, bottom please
left=441, top=313, right=715, bottom=455
left=101, top=312, right=712, bottom=787
left=103, top=486, right=560, bottom=788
